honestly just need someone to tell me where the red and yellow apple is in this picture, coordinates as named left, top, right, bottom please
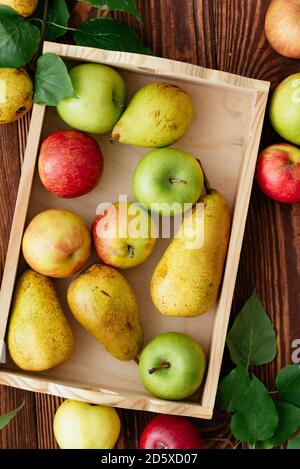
left=265, top=0, right=300, bottom=59
left=38, top=130, right=103, bottom=198
left=22, top=209, right=91, bottom=278
left=255, top=143, right=300, bottom=203
left=92, top=201, right=157, bottom=269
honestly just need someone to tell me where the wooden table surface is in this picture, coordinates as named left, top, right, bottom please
left=1, top=0, right=300, bottom=449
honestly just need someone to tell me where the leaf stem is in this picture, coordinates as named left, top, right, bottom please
left=29, top=18, right=76, bottom=32
left=28, top=0, right=49, bottom=72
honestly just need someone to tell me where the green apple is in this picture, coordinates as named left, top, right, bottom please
left=132, top=148, right=204, bottom=216
left=57, top=63, right=126, bottom=134
left=139, top=332, right=206, bottom=400
left=53, top=400, right=121, bottom=449
left=270, top=72, right=300, bottom=144
left=92, top=201, right=157, bottom=269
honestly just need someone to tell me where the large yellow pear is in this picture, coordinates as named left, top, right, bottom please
left=151, top=189, right=231, bottom=317
left=8, top=270, right=74, bottom=371
left=112, top=82, right=193, bottom=147
left=0, top=68, right=33, bottom=124
left=0, top=0, right=37, bottom=17
left=67, top=264, right=143, bottom=361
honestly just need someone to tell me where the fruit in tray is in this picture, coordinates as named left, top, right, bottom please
left=57, top=63, right=126, bottom=134
left=255, top=143, right=300, bottom=204
left=139, top=414, right=204, bottom=449
left=67, top=264, right=143, bottom=361
left=8, top=269, right=74, bottom=371
left=151, top=188, right=230, bottom=317
left=132, top=148, right=204, bottom=215
left=111, top=82, right=193, bottom=147
left=270, top=73, right=300, bottom=145
left=22, top=208, right=91, bottom=278
left=0, top=68, right=33, bottom=124
left=53, top=400, right=120, bottom=449
left=38, top=130, right=103, bottom=198
left=0, top=0, right=37, bottom=17
left=92, top=201, right=157, bottom=269
left=138, top=332, right=206, bottom=400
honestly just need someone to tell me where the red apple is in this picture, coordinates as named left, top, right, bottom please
left=38, top=130, right=103, bottom=198
left=265, top=0, right=300, bottom=59
left=139, top=414, right=204, bottom=450
left=255, top=143, right=300, bottom=203
left=92, top=201, right=157, bottom=269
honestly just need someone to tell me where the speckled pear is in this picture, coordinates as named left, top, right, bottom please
left=8, top=269, right=74, bottom=371
left=112, top=82, right=193, bottom=147
left=0, top=68, right=33, bottom=124
left=151, top=189, right=231, bottom=317
left=67, top=264, right=143, bottom=361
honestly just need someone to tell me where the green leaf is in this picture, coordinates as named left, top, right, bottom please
left=0, top=402, right=24, bottom=430
left=34, top=53, right=75, bottom=106
left=0, top=5, right=19, bottom=17
left=217, top=366, right=250, bottom=413
left=74, top=18, right=152, bottom=55
left=226, top=292, right=277, bottom=368
left=288, top=435, right=300, bottom=449
left=87, top=0, right=141, bottom=21
left=254, top=440, right=274, bottom=449
left=231, top=375, right=278, bottom=444
left=0, top=10, right=40, bottom=67
left=275, top=365, right=300, bottom=407
left=45, top=0, right=70, bottom=40
left=266, top=401, right=300, bottom=447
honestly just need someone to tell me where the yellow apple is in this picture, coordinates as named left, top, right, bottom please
left=22, top=209, right=91, bottom=278
left=53, top=400, right=121, bottom=449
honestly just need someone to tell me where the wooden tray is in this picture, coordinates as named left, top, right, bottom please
left=0, top=42, right=269, bottom=419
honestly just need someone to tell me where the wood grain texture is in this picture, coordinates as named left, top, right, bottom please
left=0, top=0, right=299, bottom=449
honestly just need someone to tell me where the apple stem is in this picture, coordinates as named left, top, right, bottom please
left=196, top=159, right=212, bottom=193
left=128, top=245, right=135, bottom=258
left=148, top=360, right=171, bottom=375
left=169, top=177, right=187, bottom=185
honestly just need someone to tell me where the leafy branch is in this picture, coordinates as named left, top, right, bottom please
left=217, top=291, right=300, bottom=449
left=0, top=0, right=151, bottom=106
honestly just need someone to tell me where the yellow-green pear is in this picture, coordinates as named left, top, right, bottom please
left=112, top=82, right=193, bottom=147
left=151, top=189, right=231, bottom=317
left=8, top=269, right=74, bottom=371
left=0, top=0, right=37, bottom=17
left=0, top=68, right=33, bottom=124
left=67, top=264, right=143, bottom=361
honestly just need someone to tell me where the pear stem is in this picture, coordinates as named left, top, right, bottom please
left=148, top=360, right=171, bottom=375
left=197, top=159, right=212, bottom=193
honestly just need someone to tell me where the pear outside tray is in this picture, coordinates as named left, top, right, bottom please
left=0, top=42, right=269, bottom=419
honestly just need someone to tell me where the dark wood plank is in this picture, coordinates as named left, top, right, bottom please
left=1, top=0, right=300, bottom=449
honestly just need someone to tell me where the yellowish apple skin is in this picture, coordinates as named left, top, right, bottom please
left=92, top=201, right=157, bottom=269
left=53, top=400, right=121, bottom=449
left=22, top=209, right=91, bottom=278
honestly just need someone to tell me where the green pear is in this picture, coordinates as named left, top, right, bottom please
left=8, top=269, right=74, bottom=371
left=151, top=189, right=231, bottom=317
left=112, top=82, right=193, bottom=147
left=67, top=264, right=143, bottom=361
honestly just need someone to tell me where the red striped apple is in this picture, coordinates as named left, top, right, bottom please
left=38, top=130, right=103, bottom=198
left=92, top=201, right=157, bottom=269
left=22, top=209, right=91, bottom=278
left=255, top=143, right=300, bottom=203
left=265, top=0, right=300, bottom=59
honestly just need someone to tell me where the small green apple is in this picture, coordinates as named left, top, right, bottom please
left=57, top=63, right=126, bottom=134
left=132, top=148, right=204, bottom=216
left=53, top=400, right=121, bottom=449
left=139, top=332, right=206, bottom=400
left=270, top=72, right=300, bottom=144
